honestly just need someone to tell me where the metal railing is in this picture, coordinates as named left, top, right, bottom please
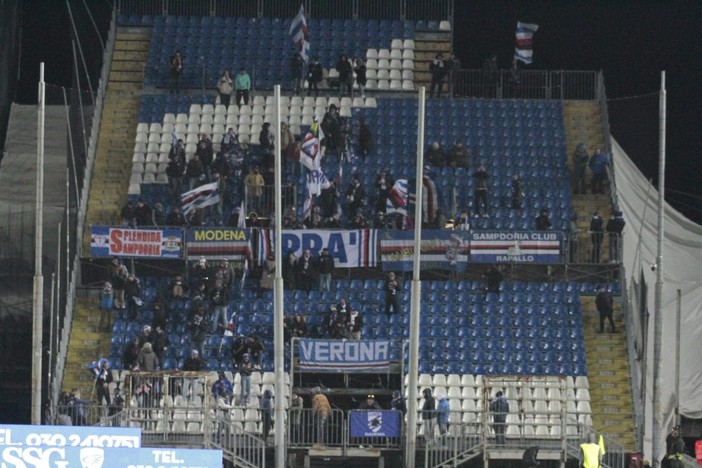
left=566, top=231, right=623, bottom=265
left=244, top=183, right=297, bottom=218
left=451, top=70, right=599, bottom=101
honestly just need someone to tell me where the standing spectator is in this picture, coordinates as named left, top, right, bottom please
left=535, top=208, right=552, bottom=230
left=244, top=166, right=264, bottom=213
left=93, top=360, right=112, bottom=407
left=181, top=350, right=203, bottom=401
left=437, top=394, right=450, bottom=437
left=346, top=309, right=363, bottom=340
left=384, top=272, right=401, bottom=316
left=196, top=133, right=214, bottom=175
left=357, top=117, right=374, bottom=160
left=259, top=122, right=275, bottom=160
left=429, top=53, right=446, bottom=98
left=391, top=390, right=407, bottom=416
left=68, top=389, right=90, bottom=426
left=234, top=67, right=251, bottom=106
left=261, top=389, right=274, bottom=441
left=482, top=54, right=498, bottom=85
left=109, top=387, right=125, bottom=421
left=345, top=175, right=365, bottom=219
left=667, top=426, right=686, bottom=468
left=151, top=295, right=169, bottom=331
left=455, top=210, right=471, bottom=231
left=137, top=342, right=159, bottom=372
left=289, top=393, right=304, bottom=444
left=589, top=149, right=609, bottom=194
left=485, top=266, right=503, bottom=294
left=168, top=138, right=186, bottom=165
left=449, top=140, right=470, bottom=169
left=237, top=353, right=254, bottom=406
left=359, top=394, right=381, bottom=410
left=165, top=207, right=186, bottom=227
left=354, top=58, right=367, bottom=98
left=247, top=335, right=264, bottom=368
left=120, top=200, right=135, bottom=227
left=188, top=312, right=208, bottom=357
left=307, top=57, right=323, bottom=97
left=152, top=203, right=166, bottom=227
left=321, top=105, right=341, bottom=153
left=489, top=390, right=509, bottom=446
left=166, top=157, right=185, bottom=199
left=296, top=249, right=317, bottom=292
left=590, top=211, right=604, bottom=263
left=260, top=253, right=275, bottom=297
left=216, top=69, right=233, bottom=108
left=169, top=50, right=184, bottom=94
left=474, top=164, right=490, bottom=217
left=317, top=248, right=335, bottom=292
left=151, top=326, right=170, bottom=363
left=220, top=127, right=239, bottom=157
left=426, top=141, right=445, bottom=167
left=124, top=273, right=142, bottom=321
left=186, top=153, right=205, bottom=190
left=122, top=337, right=141, bottom=371
left=434, top=208, right=448, bottom=229
left=580, top=435, right=604, bottom=468
left=421, top=388, right=436, bottom=441
left=210, top=280, right=230, bottom=333
left=374, top=169, right=394, bottom=214
left=134, top=199, right=153, bottom=227
left=99, top=281, right=113, bottom=332
left=511, top=174, right=523, bottom=209
left=109, top=258, right=125, bottom=309
left=572, top=143, right=589, bottom=194
left=311, top=387, right=331, bottom=446
left=290, top=53, right=304, bottom=94
left=336, top=54, right=353, bottom=97
left=606, top=210, right=625, bottom=262
left=283, top=250, right=297, bottom=290
left=567, top=213, right=580, bottom=263
left=211, top=372, right=234, bottom=408
left=324, top=306, right=345, bottom=339
left=595, top=286, right=616, bottom=333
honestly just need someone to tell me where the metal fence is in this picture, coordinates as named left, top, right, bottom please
left=244, top=183, right=297, bottom=218
left=566, top=231, right=622, bottom=266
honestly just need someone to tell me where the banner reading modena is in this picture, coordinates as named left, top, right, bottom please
left=298, top=339, right=390, bottom=372
left=90, top=227, right=182, bottom=258
left=0, top=424, right=141, bottom=448
left=379, top=229, right=470, bottom=271
left=258, top=229, right=377, bottom=268
left=186, top=227, right=250, bottom=261
left=470, top=231, right=562, bottom=263
left=0, top=445, right=221, bottom=468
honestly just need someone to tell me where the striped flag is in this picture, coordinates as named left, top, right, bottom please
left=408, top=176, right=440, bottom=223
left=289, top=5, right=310, bottom=63
left=180, top=181, right=220, bottom=215
left=298, top=132, right=322, bottom=171
left=514, top=22, right=539, bottom=64
left=307, top=169, right=331, bottom=196
left=386, top=179, right=408, bottom=215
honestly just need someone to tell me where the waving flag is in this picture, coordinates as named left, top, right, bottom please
left=181, top=182, right=220, bottom=214
left=307, top=170, right=331, bottom=196
left=386, top=179, right=408, bottom=215
left=297, top=132, right=322, bottom=171
left=290, top=5, right=310, bottom=63
left=514, top=22, right=539, bottom=64
left=408, top=175, right=440, bottom=224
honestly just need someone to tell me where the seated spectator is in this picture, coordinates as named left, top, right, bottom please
left=120, top=200, right=135, bottom=227
left=165, top=207, right=186, bottom=226
left=152, top=203, right=166, bottom=226
left=290, top=314, right=307, bottom=340
left=348, top=213, right=369, bottom=229
left=535, top=208, right=552, bottom=230
left=426, top=141, right=445, bottom=167
left=449, top=141, right=470, bottom=169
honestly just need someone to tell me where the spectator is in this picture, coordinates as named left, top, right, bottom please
left=290, top=53, right=304, bottom=95
left=68, top=389, right=90, bottom=426
left=99, top=281, right=113, bottom=332
left=280, top=122, right=294, bottom=158
left=421, top=388, right=436, bottom=441
left=246, top=335, right=264, bottom=368
left=345, top=175, right=365, bottom=219
left=151, top=326, right=170, bottom=363
left=535, top=208, right=552, bottom=230
left=358, top=117, right=374, bottom=160
left=346, top=309, right=363, bottom=339
left=319, top=180, right=341, bottom=222
left=216, top=69, right=233, bottom=108
left=237, top=353, right=254, bottom=406
left=373, top=211, right=389, bottom=229
left=606, top=210, right=625, bottom=262
left=111, top=263, right=128, bottom=312
left=384, top=272, right=401, bottom=316
left=124, top=273, right=142, bottom=321
left=296, top=249, right=317, bottom=292
left=359, top=394, right=381, bottom=410
left=290, top=314, right=307, bottom=340
left=317, top=247, right=335, bottom=292
left=210, top=280, right=230, bottom=333
left=511, top=174, right=523, bottom=209
left=589, top=149, right=609, bottom=194
left=580, top=434, right=604, bottom=468
left=567, top=213, right=580, bottom=263
left=165, top=207, right=186, bottom=227
left=434, top=207, right=448, bottom=229
left=572, top=143, right=589, bottom=194
left=306, top=57, right=323, bottom=97
left=261, top=389, right=274, bottom=441
left=234, top=67, right=251, bottom=106
left=485, top=266, right=503, bottom=294
left=188, top=312, right=207, bottom=357
left=122, top=337, right=141, bottom=371
left=489, top=390, right=509, bottom=446
left=354, top=58, right=367, bottom=98
left=391, top=390, right=407, bottom=416
left=590, top=211, right=604, bottom=263
left=437, top=394, right=450, bottom=437
left=166, top=158, right=184, bottom=199
left=137, top=341, right=159, bottom=372
left=196, top=133, right=214, bottom=175
left=325, top=306, right=345, bottom=339
left=374, top=169, right=394, bottom=214
left=168, top=138, right=186, bottom=165
left=246, top=212, right=262, bottom=228
left=304, top=206, right=325, bottom=229
left=426, top=141, right=445, bottom=167
left=93, top=359, right=112, bottom=407
left=429, top=53, right=446, bottom=98
left=259, top=122, right=275, bottom=159
left=152, top=294, right=169, bottom=331
left=244, top=166, right=265, bottom=213
left=230, top=335, right=247, bottom=368
left=180, top=349, right=202, bottom=401
left=290, top=393, right=304, bottom=444
left=186, top=153, right=205, bottom=190
left=595, top=286, right=616, bottom=333
left=221, top=127, right=239, bottom=157
left=473, top=164, right=490, bottom=217
left=108, top=387, right=125, bottom=420
left=336, top=54, right=353, bottom=96
left=283, top=251, right=297, bottom=290
left=133, top=199, right=153, bottom=227
left=120, top=200, right=135, bottom=227
left=449, top=140, right=470, bottom=169
left=321, top=104, right=341, bottom=153
left=455, top=210, right=471, bottom=231
left=260, top=253, right=275, bottom=297
left=311, top=387, right=331, bottom=446
left=152, top=203, right=166, bottom=226
left=138, top=324, right=152, bottom=345
left=336, top=297, right=349, bottom=316
left=667, top=426, right=686, bottom=468
left=218, top=258, right=236, bottom=290
left=211, top=151, right=231, bottom=179
left=211, top=372, right=234, bottom=408
left=169, top=50, right=184, bottom=94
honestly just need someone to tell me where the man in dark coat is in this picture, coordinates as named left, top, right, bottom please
left=595, top=286, right=616, bottom=333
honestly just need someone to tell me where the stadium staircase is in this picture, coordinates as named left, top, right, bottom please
left=82, top=27, right=149, bottom=253
left=61, top=294, right=111, bottom=400
left=412, top=25, right=452, bottom=90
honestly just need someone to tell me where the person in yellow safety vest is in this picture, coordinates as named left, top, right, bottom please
left=667, top=426, right=685, bottom=468
left=581, top=435, right=603, bottom=468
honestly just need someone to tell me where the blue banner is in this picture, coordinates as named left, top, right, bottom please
left=470, top=231, right=562, bottom=264
left=0, top=425, right=141, bottom=448
left=379, top=229, right=470, bottom=271
left=90, top=227, right=183, bottom=258
left=349, top=410, right=401, bottom=438
left=298, top=339, right=390, bottom=372
left=0, top=446, right=221, bottom=467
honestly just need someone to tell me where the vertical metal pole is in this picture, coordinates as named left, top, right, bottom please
left=32, top=62, right=46, bottom=424
left=48, top=272, right=55, bottom=421
left=675, top=289, right=681, bottom=427
left=273, top=85, right=285, bottom=468
left=405, top=86, right=426, bottom=468
left=652, top=70, right=666, bottom=468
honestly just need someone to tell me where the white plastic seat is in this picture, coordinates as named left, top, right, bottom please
left=250, top=124, right=262, bottom=138
left=402, top=59, right=414, bottom=70
left=366, top=48, right=378, bottom=60
left=439, top=21, right=451, bottom=31
left=212, top=123, right=225, bottom=136
left=189, top=104, right=202, bottom=116
left=163, top=113, right=176, bottom=124
left=251, top=115, right=264, bottom=125
left=365, top=59, right=377, bottom=70
left=128, top=183, right=141, bottom=195
left=201, top=103, right=214, bottom=115
left=132, top=153, right=145, bottom=163
left=238, top=114, right=252, bottom=125
left=199, top=123, right=212, bottom=135
left=135, top=132, right=148, bottom=144
left=377, top=80, right=389, bottom=90
left=200, top=114, right=213, bottom=125
left=142, top=173, right=155, bottom=184
left=376, top=69, right=389, bottom=79
left=418, top=373, right=433, bottom=387
left=378, top=48, right=390, bottom=59
left=226, top=114, right=238, bottom=126
left=252, top=105, right=264, bottom=116
left=131, top=163, right=143, bottom=174
left=365, top=79, right=376, bottom=90
left=239, top=104, right=252, bottom=116
left=402, top=49, right=415, bottom=60
left=252, top=95, right=265, bottom=106
left=133, top=142, right=146, bottom=154
left=214, top=104, right=227, bottom=115
left=145, top=153, right=158, bottom=163
left=390, top=49, right=403, bottom=60
left=188, top=114, right=200, bottom=125
left=574, top=376, right=589, bottom=389
left=339, top=106, right=351, bottom=118
left=237, top=124, right=250, bottom=136
left=447, top=386, right=461, bottom=399
left=576, top=400, right=591, bottom=414
left=576, top=388, right=591, bottom=402
left=352, top=97, right=365, bottom=107
left=160, top=133, right=172, bottom=144
left=389, top=69, right=402, bottom=80
left=390, top=39, right=403, bottom=49
left=175, top=113, right=188, bottom=124
left=213, top=114, right=226, bottom=125
left=402, top=70, right=414, bottom=80
left=301, top=115, right=313, bottom=126
left=174, top=123, right=187, bottom=135
left=149, top=122, right=162, bottom=133
left=403, top=39, right=415, bottom=49
left=390, top=59, right=402, bottom=70
left=186, top=123, right=199, bottom=134
left=364, top=97, right=377, bottom=108
left=288, top=115, right=301, bottom=126
left=146, top=142, right=160, bottom=153
left=366, top=69, right=377, bottom=79
left=377, top=58, right=390, bottom=70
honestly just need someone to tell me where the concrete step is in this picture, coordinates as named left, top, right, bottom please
left=113, top=50, right=149, bottom=61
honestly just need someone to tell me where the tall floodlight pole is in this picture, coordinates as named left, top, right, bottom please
left=272, top=85, right=285, bottom=468
left=652, top=70, right=666, bottom=468
left=32, top=62, right=46, bottom=424
left=405, top=86, right=426, bottom=468
left=675, top=289, right=681, bottom=427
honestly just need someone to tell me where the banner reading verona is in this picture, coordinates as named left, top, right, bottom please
left=186, top=227, right=250, bottom=261
left=470, top=231, right=562, bottom=263
left=258, top=229, right=377, bottom=268
left=379, top=229, right=470, bottom=271
left=298, top=339, right=390, bottom=372
left=90, top=227, right=182, bottom=258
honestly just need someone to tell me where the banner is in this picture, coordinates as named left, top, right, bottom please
left=186, top=227, right=250, bottom=261
left=514, top=21, right=539, bottom=64
left=258, top=229, right=377, bottom=268
left=298, top=339, right=390, bottom=371
left=470, top=231, right=562, bottom=263
left=349, top=410, right=401, bottom=438
left=379, top=229, right=469, bottom=271
left=0, top=425, right=140, bottom=448
left=90, top=227, right=182, bottom=258
left=0, top=445, right=221, bottom=468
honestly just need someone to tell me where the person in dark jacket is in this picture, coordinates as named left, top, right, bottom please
left=358, top=117, right=374, bottom=160
left=186, top=153, right=205, bottom=190
left=535, top=208, right=552, bottom=230
left=124, top=274, right=142, bottom=321
left=335, top=54, right=353, bottom=96
left=122, top=337, right=141, bottom=370
left=384, top=272, right=401, bottom=316
left=354, top=58, right=367, bottom=98
left=429, top=53, right=446, bottom=98
left=391, top=390, right=407, bottom=416
left=151, top=326, right=170, bottom=363
left=296, top=249, right=317, bottom=292
left=317, top=248, right=335, bottom=292
left=290, top=53, right=304, bottom=94
left=196, top=133, right=214, bottom=174
left=589, top=149, right=609, bottom=194
left=606, top=211, right=625, bottom=262
left=93, top=359, right=113, bottom=407
left=421, top=388, right=436, bottom=441
left=210, top=280, right=230, bottom=333
left=345, top=309, right=363, bottom=339
left=188, top=312, right=208, bottom=357
left=165, top=207, right=186, bottom=226
left=374, top=169, right=394, bottom=214
left=474, top=164, right=490, bottom=217
left=307, top=58, right=323, bottom=97
left=590, top=211, right=605, bottom=263
left=595, top=286, right=616, bottom=333
left=511, top=174, right=523, bottom=209
left=489, top=390, right=509, bottom=446
left=572, top=143, right=589, bottom=194
left=261, top=389, right=274, bottom=441
left=345, top=175, right=365, bottom=219
left=121, top=200, right=136, bottom=227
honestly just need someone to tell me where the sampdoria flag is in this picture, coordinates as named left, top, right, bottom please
left=307, top=169, right=331, bottom=196
left=297, top=132, right=322, bottom=171
left=387, top=179, right=409, bottom=215
left=180, top=182, right=220, bottom=215
left=289, top=5, right=310, bottom=63
left=514, top=21, right=539, bottom=64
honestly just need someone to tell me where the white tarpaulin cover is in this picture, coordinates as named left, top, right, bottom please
left=613, top=137, right=702, bottom=456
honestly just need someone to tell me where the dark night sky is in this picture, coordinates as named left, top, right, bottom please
left=16, top=0, right=702, bottom=221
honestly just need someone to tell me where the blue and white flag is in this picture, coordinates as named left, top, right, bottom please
left=514, top=21, right=539, bottom=64
left=289, top=5, right=310, bottom=63
left=307, top=169, right=331, bottom=196
left=386, top=179, right=408, bottom=215
left=298, top=132, right=322, bottom=171
left=180, top=181, right=220, bottom=215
